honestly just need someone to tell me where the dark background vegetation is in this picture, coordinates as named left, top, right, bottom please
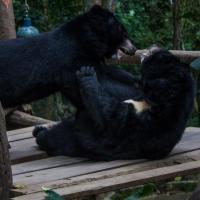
left=12, top=0, right=200, bottom=125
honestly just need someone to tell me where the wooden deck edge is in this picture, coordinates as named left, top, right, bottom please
left=11, top=160, right=200, bottom=200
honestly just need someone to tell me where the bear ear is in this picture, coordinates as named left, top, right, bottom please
left=89, top=5, right=104, bottom=13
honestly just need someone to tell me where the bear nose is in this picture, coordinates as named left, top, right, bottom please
left=120, top=39, right=137, bottom=56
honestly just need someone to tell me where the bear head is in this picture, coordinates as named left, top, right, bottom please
left=140, top=46, right=192, bottom=106
left=65, top=5, right=137, bottom=62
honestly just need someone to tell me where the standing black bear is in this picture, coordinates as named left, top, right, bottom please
left=0, top=5, right=139, bottom=108
left=33, top=47, right=195, bottom=160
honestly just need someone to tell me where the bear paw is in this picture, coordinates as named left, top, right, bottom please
left=32, top=126, right=48, bottom=137
left=33, top=126, right=49, bottom=151
left=76, top=66, right=96, bottom=78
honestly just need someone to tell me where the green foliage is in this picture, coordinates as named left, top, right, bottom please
left=13, top=0, right=85, bottom=32
left=42, top=187, right=64, bottom=200
left=165, top=181, right=197, bottom=193
left=189, top=58, right=200, bottom=127
left=175, top=176, right=182, bottom=182
left=115, top=0, right=173, bottom=49
left=13, top=0, right=200, bottom=50
left=110, top=178, right=198, bottom=200
left=181, top=0, right=200, bottom=50
left=32, top=93, right=76, bottom=121
left=111, top=183, right=156, bottom=200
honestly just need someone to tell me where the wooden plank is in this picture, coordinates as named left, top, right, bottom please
left=8, top=126, right=200, bottom=164
left=12, top=148, right=200, bottom=195
left=10, top=138, right=47, bottom=164
left=11, top=160, right=200, bottom=200
left=11, top=130, right=200, bottom=196
left=12, top=132, right=200, bottom=186
left=7, top=126, right=200, bottom=144
left=12, top=156, right=87, bottom=175
left=10, top=149, right=46, bottom=165
left=7, top=125, right=200, bottom=166
left=7, top=127, right=195, bottom=148
left=10, top=148, right=198, bottom=196
left=172, top=133, right=200, bottom=154
left=8, top=127, right=34, bottom=136
left=7, top=126, right=200, bottom=143
left=7, top=125, right=200, bottom=139
left=13, top=159, right=141, bottom=185
left=11, top=126, right=200, bottom=183
left=186, top=127, right=200, bottom=132
left=8, top=132, right=33, bottom=142
left=6, top=126, right=200, bottom=175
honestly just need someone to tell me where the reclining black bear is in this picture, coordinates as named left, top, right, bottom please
left=0, top=5, right=139, bottom=109
left=33, top=47, right=195, bottom=161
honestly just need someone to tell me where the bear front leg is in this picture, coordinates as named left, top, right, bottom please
left=76, top=66, right=119, bottom=130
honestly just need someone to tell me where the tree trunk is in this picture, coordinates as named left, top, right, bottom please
left=172, top=0, right=181, bottom=50
left=42, top=0, right=50, bottom=31
left=106, top=0, right=115, bottom=11
left=0, top=0, right=16, bottom=39
left=0, top=102, right=12, bottom=200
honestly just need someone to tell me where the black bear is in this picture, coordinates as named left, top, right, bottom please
left=33, top=47, right=195, bottom=160
left=0, top=5, right=139, bottom=108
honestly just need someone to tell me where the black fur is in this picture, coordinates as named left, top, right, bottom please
left=0, top=5, right=138, bottom=108
left=33, top=49, right=195, bottom=160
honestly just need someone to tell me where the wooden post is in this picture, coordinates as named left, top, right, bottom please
left=172, top=0, right=181, bottom=50
left=0, top=102, right=12, bottom=199
left=0, top=0, right=16, bottom=39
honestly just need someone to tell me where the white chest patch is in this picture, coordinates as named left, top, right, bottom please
left=123, top=99, right=150, bottom=113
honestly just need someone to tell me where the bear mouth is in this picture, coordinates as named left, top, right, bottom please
left=111, top=39, right=137, bottom=60
left=119, top=39, right=137, bottom=56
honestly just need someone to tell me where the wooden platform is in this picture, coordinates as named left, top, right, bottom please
left=8, top=126, right=200, bottom=200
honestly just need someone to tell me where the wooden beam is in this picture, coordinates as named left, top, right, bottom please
left=7, top=111, right=53, bottom=127
left=5, top=107, right=18, bottom=116
left=0, top=102, right=12, bottom=200
left=108, top=50, right=200, bottom=65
